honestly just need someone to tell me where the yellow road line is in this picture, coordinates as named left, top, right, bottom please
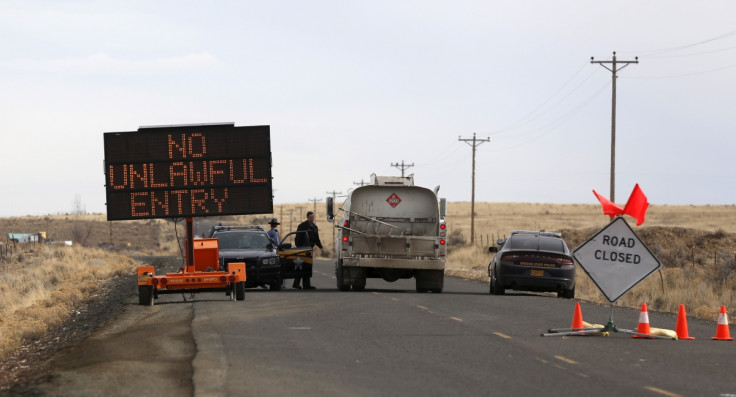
left=450, top=317, right=463, bottom=322
left=644, top=386, right=681, bottom=397
left=554, top=355, right=578, bottom=365
left=417, top=305, right=429, bottom=310
left=493, top=332, right=511, bottom=339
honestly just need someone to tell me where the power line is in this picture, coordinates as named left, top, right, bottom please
left=591, top=51, right=639, bottom=203
left=458, top=133, right=489, bottom=244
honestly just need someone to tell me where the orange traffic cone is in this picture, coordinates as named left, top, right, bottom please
left=675, top=304, right=695, bottom=340
left=570, top=302, right=585, bottom=330
left=633, top=304, right=654, bottom=338
left=712, top=305, right=733, bottom=341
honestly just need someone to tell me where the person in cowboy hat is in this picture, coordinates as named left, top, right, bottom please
left=266, top=218, right=285, bottom=288
left=266, top=218, right=281, bottom=246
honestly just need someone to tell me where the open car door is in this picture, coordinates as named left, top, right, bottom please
left=278, top=231, right=313, bottom=281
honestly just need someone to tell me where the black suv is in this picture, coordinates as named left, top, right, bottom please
left=488, top=230, right=575, bottom=298
left=211, top=226, right=282, bottom=291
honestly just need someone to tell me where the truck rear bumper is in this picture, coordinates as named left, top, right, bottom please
left=342, top=257, right=445, bottom=270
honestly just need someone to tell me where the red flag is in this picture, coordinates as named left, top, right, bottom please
left=592, top=190, right=624, bottom=219
left=623, top=184, right=649, bottom=226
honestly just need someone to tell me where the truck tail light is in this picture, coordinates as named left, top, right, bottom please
left=228, top=275, right=236, bottom=282
left=220, top=276, right=227, bottom=283
left=160, top=278, right=168, bottom=285
left=440, top=239, right=446, bottom=245
left=343, top=220, right=349, bottom=227
left=152, top=278, right=159, bottom=285
left=342, top=236, right=349, bottom=242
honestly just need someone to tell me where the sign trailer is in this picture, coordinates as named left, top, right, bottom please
left=103, top=123, right=272, bottom=305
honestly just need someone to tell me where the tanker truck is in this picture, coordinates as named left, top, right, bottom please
left=327, top=174, right=447, bottom=292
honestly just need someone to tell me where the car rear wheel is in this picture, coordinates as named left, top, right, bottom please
left=558, top=287, right=575, bottom=299
left=490, top=272, right=505, bottom=295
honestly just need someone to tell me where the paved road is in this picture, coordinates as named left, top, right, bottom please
left=9, top=259, right=736, bottom=396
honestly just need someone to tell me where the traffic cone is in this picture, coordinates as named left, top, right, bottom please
left=570, top=302, right=585, bottom=330
left=712, top=305, right=733, bottom=341
left=633, top=304, right=654, bottom=338
left=675, top=304, right=695, bottom=340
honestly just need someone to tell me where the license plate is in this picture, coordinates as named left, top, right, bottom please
left=530, top=269, right=544, bottom=277
left=343, top=258, right=359, bottom=266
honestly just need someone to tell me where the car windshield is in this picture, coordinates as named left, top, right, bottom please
left=216, top=232, right=271, bottom=250
left=508, top=235, right=567, bottom=253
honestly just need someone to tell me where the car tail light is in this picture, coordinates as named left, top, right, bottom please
left=501, top=254, right=520, bottom=262
left=556, top=257, right=574, bottom=265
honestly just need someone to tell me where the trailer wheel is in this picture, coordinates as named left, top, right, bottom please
left=235, top=282, right=245, bottom=301
left=138, top=285, right=154, bottom=306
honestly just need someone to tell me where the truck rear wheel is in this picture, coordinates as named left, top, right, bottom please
left=336, top=261, right=351, bottom=291
left=352, top=278, right=366, bottom=292
left=415, top=269, right=444, bottom=293
left=138, top=285, right=153, bottom=306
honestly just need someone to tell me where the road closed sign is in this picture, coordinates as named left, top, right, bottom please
left=573, top=216, right=661, bottom=302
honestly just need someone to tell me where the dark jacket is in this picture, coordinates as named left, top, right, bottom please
left=295, top=220, right=323, bottom=249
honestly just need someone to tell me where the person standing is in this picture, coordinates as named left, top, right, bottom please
left=293, top=211, right=323, bottom=290
left=266, top=218, right=281, bottom=246
left=266, top=218, right=285, bottom=288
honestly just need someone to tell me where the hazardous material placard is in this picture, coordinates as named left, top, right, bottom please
left=573, top=216, right=661, bottom=302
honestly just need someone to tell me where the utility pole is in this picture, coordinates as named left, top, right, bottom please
left=307, top=197, right=321, bottom=217
left=287, top=208, right=295, bottom=230
left=353, top=179, right=369, bottom=186
left=458, top=133, right=490, bottom=244
left=591, top=51, right=638, bottom=203
left=391, top=160, right=414, bottom=177
left=295, top=205, right=305, bottom=223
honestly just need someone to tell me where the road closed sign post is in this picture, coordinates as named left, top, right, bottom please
left=573, top=216, right=660, bottom=303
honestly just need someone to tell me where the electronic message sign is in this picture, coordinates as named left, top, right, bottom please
left=103, top=123, right=272, bottom=221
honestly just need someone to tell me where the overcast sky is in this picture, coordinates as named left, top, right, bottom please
left=1, top=1, right=735, bottom=217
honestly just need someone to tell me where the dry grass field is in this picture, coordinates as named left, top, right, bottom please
left=0, top=202, right=734, bottom=360
left=0, top=244, right=137, bottom=361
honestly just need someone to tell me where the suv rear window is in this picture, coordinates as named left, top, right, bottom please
left=216, top=232, right=271, bottom=250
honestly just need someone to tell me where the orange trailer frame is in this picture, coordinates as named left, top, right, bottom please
left=136, top=217, right=246, bottom=305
